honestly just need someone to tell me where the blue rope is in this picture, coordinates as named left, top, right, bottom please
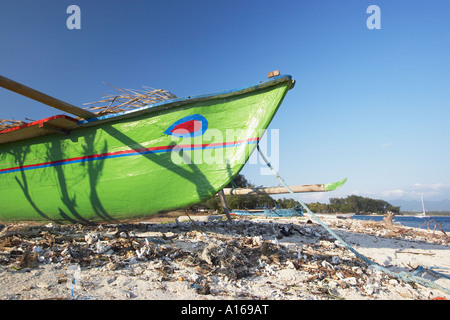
left=71, top=278, right=93, bottom=300
left=428, top=267, right=450, bottom=280
left=256, top=145, right=450, bottom=296
left=71, top=279, right=76, bottom=299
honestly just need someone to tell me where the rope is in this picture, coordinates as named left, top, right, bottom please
left=256, top=145, right=450, bottom=295
left=183, top=209, right=207, bottom=234
left=71, top=278, right=93, bottom=300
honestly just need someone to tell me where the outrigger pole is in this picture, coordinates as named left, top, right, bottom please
left=220, top=178, right=347, bottom=196
left=0, top=75, right=96, bottom=119
left=217, top=178, right=346, bottom=221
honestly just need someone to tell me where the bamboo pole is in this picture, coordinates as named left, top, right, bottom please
left=219, top=178, right=347, bottom=196
left=0, top=75, right=96, bottom=119
left=218, top=189, right=232, bottom=222
left=221, top=184, right=327, bottom=196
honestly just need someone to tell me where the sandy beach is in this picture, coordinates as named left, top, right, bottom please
left=0, top=213, right=449, bottom=301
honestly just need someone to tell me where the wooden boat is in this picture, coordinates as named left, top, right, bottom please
left=0, top=73, right=295, bottom=223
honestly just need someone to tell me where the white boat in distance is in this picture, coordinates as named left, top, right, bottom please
left=416, top=196, right=427, bottom=218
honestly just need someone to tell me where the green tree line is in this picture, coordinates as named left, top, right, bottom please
left=327, top=195, right=400, bottom=214
left=196, top=195, right=399, bottom=214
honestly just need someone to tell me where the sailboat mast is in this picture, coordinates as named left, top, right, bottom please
left=421, top=196, right=426, bottom=216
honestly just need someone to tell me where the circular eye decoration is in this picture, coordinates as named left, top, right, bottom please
left=164, top=114, right=208, bottom=138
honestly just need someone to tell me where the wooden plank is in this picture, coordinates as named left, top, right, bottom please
left=218, top=189, right=232, bottom=222
left=267, top=70, right=280, bottom=78
left=0, top=115, right=79, bottom=144
left=0, top=75, right=96, bottom=119
left=38, top=122, right=70, bottom=135
left=221, top=184, right=326, bottom=196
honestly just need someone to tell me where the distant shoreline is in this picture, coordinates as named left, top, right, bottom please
left=399, top=212, right=450, bottom=216
left=317, top=212, right=450, bottom=217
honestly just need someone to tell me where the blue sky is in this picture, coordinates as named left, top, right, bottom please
left=1, top=0, right=449, bottom=205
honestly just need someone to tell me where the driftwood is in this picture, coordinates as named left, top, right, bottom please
left=420, top=219, right=448, bottom=237
left=0, top=224, right=44, bottom=239
left=383, top=211, right=395, bottom=230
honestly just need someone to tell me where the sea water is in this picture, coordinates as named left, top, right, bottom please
left=351, top=215, right=450, bottom=232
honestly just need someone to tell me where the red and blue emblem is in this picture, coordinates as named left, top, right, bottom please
left=164, top=114, right=208, bottom=138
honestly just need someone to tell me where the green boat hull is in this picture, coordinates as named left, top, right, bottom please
left=0, top=75, right=294, bottom=222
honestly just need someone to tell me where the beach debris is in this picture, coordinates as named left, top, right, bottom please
left=0, top=119, right=27, bottom=131
left=420, top=219, right=448, bottom=237
left=383, top=211, right=395, bottom=230
left=0, top=216, right=448, bottom=300
left=17, top=252, right=38, bottom=269
left=83, top=84, right=177, bottom=116
left=431, top=296, right=447, bottom=300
